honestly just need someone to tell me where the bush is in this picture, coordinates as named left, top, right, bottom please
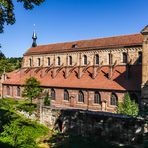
left=117, top=93, right=139, bottom=116
left=16, top=103, right=37, bottom=114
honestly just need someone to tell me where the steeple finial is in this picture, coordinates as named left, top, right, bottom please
left=32, top=24, right=37, bottom=47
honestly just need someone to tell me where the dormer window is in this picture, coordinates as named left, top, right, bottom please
left=72, top=44, right=77, bottom=48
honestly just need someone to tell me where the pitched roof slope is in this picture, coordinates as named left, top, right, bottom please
left=24, top=34, right=143, bottom=55
left=3, top=65, right=141, bottom=91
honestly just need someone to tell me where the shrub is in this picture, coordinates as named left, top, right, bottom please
left=117, top=93, right=139, bottom=116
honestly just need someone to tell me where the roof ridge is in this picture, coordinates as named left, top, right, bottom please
left=36, top=33, right=142, bottom=47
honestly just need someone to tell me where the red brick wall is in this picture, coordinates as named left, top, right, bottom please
left=2, top=85, right=140, bottom=113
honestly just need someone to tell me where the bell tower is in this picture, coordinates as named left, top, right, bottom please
left=32, top=31, right=37, bottom=47
left=141, top=25, right=148, bottom=99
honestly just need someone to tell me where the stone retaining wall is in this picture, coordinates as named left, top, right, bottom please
left=40, top=106, right=144, bottom=144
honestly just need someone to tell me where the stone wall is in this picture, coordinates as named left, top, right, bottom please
left=23, top=47, right=142, bottom=68
left=40, top=106, right=144, bottom=144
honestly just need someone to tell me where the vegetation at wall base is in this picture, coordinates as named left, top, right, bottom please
left=117, top=93, right=139, bottom=116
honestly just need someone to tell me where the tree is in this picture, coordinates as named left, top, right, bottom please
left=44, top=91, right=51, bottom=106
left=22, top=77, right=42, bottom=104
left=117, top=93, right=139, bottom=116
left=0, top=0, right=45, bottom=33
left=0, top=50, right=5, bottom=60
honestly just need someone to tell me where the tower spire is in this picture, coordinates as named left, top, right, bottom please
left=32, top=24, right=37, bottom=47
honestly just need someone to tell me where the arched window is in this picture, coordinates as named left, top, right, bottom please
left=6, top=86, right=10, bottom=96
left=78, top=91, right=84, bottom=102
left=84, top=55, right=87, bottom=65
left=57, top=57, right=61, bottom=66
left=29, top=58, right=32, bottom=67
left=38, top=58, right=41, bottom=66
left=48, top=57, right=50, bottom=66
left=95, top=54, right=99, bottom=65
left=64, top=89, right=69, bottom=101
left=17, top=86, right=21, bottom=96
left=51, top=89, right=55, bottom=100
left=94, top=91, right=101, bottom=104
left=69, top=56, right=72, bottom=65
left=123, top=52, right=127, bottom=63
left=138, top=51, right=142, bottom=64
left=109, top=53, right=113, bottom=65
left=110, top=93, right=118, bottom=105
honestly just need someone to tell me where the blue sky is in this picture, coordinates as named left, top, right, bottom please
left=0, top=0, right=148, bottom=57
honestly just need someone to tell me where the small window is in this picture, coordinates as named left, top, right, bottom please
left=94, top=91, right=101, bottom=104
left=110, top=93, right=118, bottom=106
left=78, top=91, right=84, bottom=102
left=84, top=55, right=87, bottom=65
left=95, top=54, right=99, bottom=65
left=17, top=86, right=21, bottom=96
left=51, top=89, right=55, bottom=100
left=6, top=86, right=10, bottom=96
left=69, top=56, right=72, bottom=65
left=38, top=58, right=41, bottom=66
left=64, top=89, right=69, bottom=101
left=109, top=53, right=113, bottom=65
left=47, top=57, right=50, bottom=66
left=123, top=52, right=128, bottom=63
left=57, top=57, right=61, bottom=66
left=138, top=51, right=142, bottom=64
left=29, top=58, right=32, bottom=67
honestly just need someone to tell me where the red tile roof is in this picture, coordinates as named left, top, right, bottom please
left=24, top=34, right=143, bottom=55
left=3, top=65, right=142, bottom=91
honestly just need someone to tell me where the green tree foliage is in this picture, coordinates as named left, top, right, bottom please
left=44, top=92, right=51, bottom=106
left=22, top=77, right=42, bottom=103
left=0, top=50, right=5, bottom=60
left=0, top=55, right=22, bottom=76
left=117, top=93, right=139, bottom=116
left=0, top=114, right=48, bottom=148
left=0, top=0, right=44, bottom=33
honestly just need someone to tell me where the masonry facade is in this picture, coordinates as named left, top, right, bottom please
left=1, top=26, right=148, bottom=113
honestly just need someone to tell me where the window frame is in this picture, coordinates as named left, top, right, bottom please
left=78, top=91, right=84, bottom=103
left=64, top=89, right=69, bottom=101
left=94, top=91, right=101, bottom=104
left=51, top=89, right=56, bottom=100
left=57, top=57, right=61, bottom=66
left=69, top=56, right=72, bottom=66
left=83, top=55, right=87, bottom=65
left=122, top=52, right=128, bottom=64
left=17, top=86, right=21, bottom=97
left=110, top=93, right=118, bottom=106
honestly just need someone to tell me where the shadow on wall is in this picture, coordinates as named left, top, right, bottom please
left=51, top=109, right=144, bottom=146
